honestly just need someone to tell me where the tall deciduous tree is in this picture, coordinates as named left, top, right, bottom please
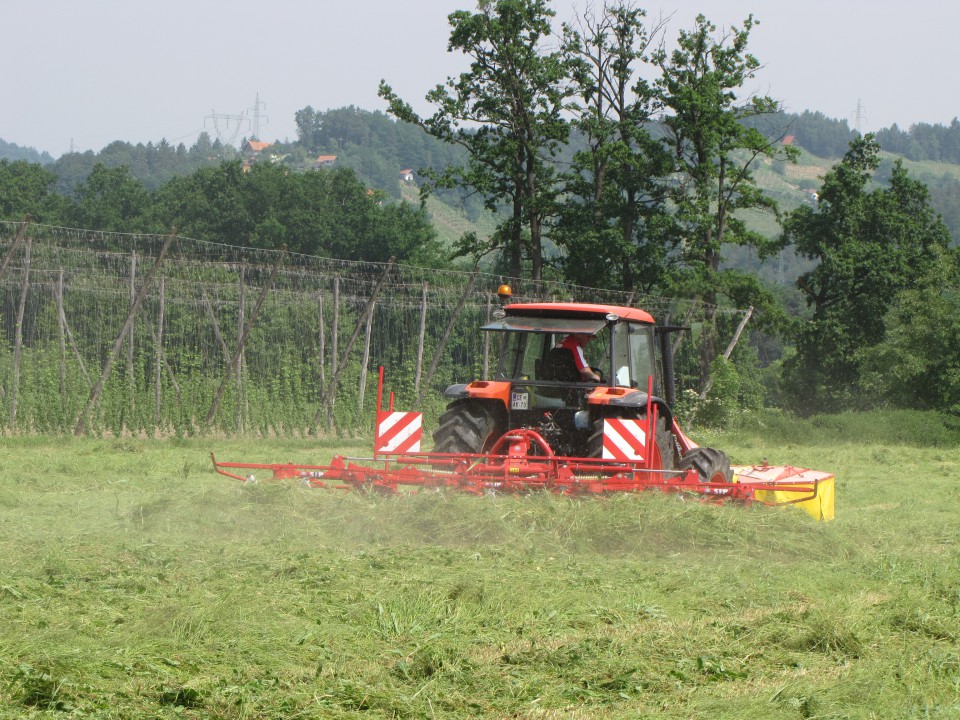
left=652, top=14, right=794, bottom=379
left=379, top=0, right=572, bottom=282
left=556, top=3, right=676, bottom=292
left=781, top=134, right=953, bottom=413
left=857, top=284, right=960, bottom=413
left=0, top=159, right=66, bottom=221
left=294, top=106, right=323, bottom=151
left=68, top=164, right=151, bottom=232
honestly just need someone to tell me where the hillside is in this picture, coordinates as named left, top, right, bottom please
left=399, top=180, right=499, bottom=250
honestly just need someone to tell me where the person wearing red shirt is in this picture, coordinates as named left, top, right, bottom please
left=559, top=333, right=601, bottom=382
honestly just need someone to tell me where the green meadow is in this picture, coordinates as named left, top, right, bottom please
left=1, top=410, right=958, bottom=718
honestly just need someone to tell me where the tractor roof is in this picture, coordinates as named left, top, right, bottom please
left=504, top=302, right=654, bottom=325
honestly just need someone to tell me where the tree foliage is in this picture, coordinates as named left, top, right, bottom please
left=48, top=134, right=226, bottom=195
left=781, top=135, right=954, bottom=413
left=68, top=164, right=152, bottom=232
left=380, top=0, right=573, bottom=281
left=0, top=158, right=444, bottom=267
left=652, top=15, right=794, bottom=293
left=857, top=285, right=960, bottom=413
left=876, top=118, right=960, bottom=163
left=554, top=5, right=678, bottom=293
left=741, top=110, right=856, bottom=158
left=0, top=160, right=66, bottom=222
left=0, top=139, right=54, bottom=165
left=150, top=162, right=444, bottom=264
left=650, top=14, right=795, bottom=380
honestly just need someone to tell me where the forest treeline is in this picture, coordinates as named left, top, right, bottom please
left=7, top=107, right=960, bottom=212
left=0, top=158, right=447, bottom=266
left=2, top=0, right=960, bottom=423
left=5, top=106, right=960, bottom=254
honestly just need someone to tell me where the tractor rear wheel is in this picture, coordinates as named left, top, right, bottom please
left=677, top=447, right=732, bottom=483
left=588, top=413, right=677, bottom=469
left=432, top=400, right=504, bottom=455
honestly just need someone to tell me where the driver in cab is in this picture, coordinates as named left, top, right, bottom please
left=559, top=333, right=602, bottom=382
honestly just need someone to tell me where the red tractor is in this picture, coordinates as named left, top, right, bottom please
left=213, top=296, right=834, bottom=520
left=432, top=300, right=731, bottom=483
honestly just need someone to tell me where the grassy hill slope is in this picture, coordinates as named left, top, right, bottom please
left=399, top=181, right=499, bottom=250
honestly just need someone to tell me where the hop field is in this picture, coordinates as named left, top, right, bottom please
left=0, top=410, right=959, bottom=719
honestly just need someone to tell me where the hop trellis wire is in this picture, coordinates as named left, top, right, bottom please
left=0, top=221, right=748, bottom=436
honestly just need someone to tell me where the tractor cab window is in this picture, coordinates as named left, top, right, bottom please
left=483, top=315, right=607, bottom=380
left=582, top=331, right=609, bottom=371
left=611, top=322, right=657, bottom=391
left=500, top=332, right=551, bottom=379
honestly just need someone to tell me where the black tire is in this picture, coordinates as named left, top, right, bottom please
left=677, top=447, right=732, bottom=483
left=432, top=400, right=504, bottom=454
left=656, top=420, right=679, bottom=470
left=588, top=412, right=677, bottom=469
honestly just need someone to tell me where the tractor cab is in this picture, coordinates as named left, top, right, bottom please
left=482, top=303, right=662, bottom=403
left=435, top=302, right=673, bottom=459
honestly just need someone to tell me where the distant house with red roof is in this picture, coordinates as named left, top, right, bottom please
left=400, top=168, right=415, bottom=182
left=314, top=154, right=337, bottom=169
left=243, top=140, right=273, bottom=155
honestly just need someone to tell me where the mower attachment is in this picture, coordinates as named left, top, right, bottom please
left=211, top=367, right=835, bottom=521
left=211, top=427, right=834, bottom=520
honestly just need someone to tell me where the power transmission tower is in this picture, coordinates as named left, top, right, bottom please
left=249, top=93, right=269, bottom=141
left=853, top=99, right=868, bottom=135
left=204, top=110, right=249, bottom=156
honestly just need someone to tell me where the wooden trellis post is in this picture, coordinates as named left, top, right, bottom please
left=154, top=277, right=165, bottom=426
left=0, top=217, right=30, bottom=285
left=128, top=251, right=137, bottom=420
left=57, top=269, right=68, bottom=408
left=202, top=290, right=231, bottom=363
left=141, top=308, right=181, bottom=403
left=327, top=276, right=340, bottom=430
left=482, top=291, right=492, bottom=378
left=205, top=248, right=286, bottom=426
left=414, top=281, right=428, bottom=394
left=357, top=301, right=375, bottom=416
left=74, top=231, right=176, bottom=436
left=237, top=265, right=246, bottom=432
left=55, top=267, right=91, bottom=390
left=315, top=259, right=395, bottom=426
left=316, top=292, right=326, bottom=400
left=9, top=236, right=32, bottom=428
left=416, top=268, right=479, bottom=406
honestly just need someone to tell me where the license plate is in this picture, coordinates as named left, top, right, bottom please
left=511, top=391, right=529, bottom=410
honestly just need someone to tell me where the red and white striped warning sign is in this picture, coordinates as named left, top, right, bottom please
left=601, top=418, right=648, bottom=462
left=376, top=411, right=423, bottom=454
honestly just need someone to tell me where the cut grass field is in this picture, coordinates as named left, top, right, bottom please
left=1, top=410, right=958, bottom=718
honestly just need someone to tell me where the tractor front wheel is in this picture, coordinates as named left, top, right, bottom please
left=677, top=447, right=732, bottom=483
left=432, top=400, right=504, bottom=455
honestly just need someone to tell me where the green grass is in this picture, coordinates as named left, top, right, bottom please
left=1, top=412, right=958, bottom=718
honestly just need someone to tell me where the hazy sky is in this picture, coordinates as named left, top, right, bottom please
left=5, top=0, right=957, bottom=158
